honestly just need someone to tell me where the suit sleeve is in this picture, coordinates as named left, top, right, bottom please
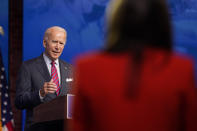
left=15, top=63, right=42, bottom=109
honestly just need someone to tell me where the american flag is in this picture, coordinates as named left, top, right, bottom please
left=0, top=49, right=14, bottom=131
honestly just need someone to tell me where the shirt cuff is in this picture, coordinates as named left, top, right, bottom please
left=39, top=89, right=44, bottom=102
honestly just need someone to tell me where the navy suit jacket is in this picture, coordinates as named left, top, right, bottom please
left=15, top=54, right=73, bottom=131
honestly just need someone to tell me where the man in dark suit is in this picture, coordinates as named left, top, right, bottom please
left=15, top=26, right=73, bottom=131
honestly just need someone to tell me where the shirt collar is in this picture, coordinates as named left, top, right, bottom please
left=43, top=53, right=59, bottom=66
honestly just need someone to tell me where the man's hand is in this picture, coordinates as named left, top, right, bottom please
left=40, top=79, right=57, bottom=97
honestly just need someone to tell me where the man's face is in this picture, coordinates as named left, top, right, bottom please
left=43, top=30, right=66, bottom=60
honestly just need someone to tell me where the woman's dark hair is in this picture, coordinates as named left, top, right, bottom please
left=105, top=0, right=172, bottom=51
left=105, top=0, right=173, bottom=98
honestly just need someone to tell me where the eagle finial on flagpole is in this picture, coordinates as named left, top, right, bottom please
left=0, top=26, right=4, bottom=36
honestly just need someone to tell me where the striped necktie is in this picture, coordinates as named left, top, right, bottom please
left=51, top=61, right=60, bottom=96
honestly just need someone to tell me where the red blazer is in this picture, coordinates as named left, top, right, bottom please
left=72, top=49, right=197, bottom=131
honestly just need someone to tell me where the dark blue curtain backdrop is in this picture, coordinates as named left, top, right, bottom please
left=23, top=0, right=197, bottom=131
left=23, top=0, right=197, bottom=67
left=0, top=0, right=8, bottom=76
left=168, top=0, right=197, bottom=75
left=23, top=0, right=109, bottom=63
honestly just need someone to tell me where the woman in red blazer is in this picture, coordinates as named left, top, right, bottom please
left=71, top=0, right=197, bottom=131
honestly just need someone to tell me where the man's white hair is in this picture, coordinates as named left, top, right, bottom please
left=43, top=26, right=67, bottom=41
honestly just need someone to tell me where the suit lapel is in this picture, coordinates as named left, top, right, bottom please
left=59, top=60, right=69, bottom=95
left=36, top=55, right=56, bottom=101
left=35, top=54, right=51, bottom=82
left=35, top=56, right=71, bottom=99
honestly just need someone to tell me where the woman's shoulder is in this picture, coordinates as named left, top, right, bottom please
left=148, top=48, right=194, bottom=65
left=169, top=51, right=194, bottom=68
left=74, top=51, right=128, bottom=64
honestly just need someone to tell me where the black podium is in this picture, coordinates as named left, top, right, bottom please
left=32, top=96, right=71, bottom=131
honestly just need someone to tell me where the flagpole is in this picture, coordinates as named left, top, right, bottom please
left=0, top=25, right=3, bottom=131
left=0, top=51, right=2, bottom=131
